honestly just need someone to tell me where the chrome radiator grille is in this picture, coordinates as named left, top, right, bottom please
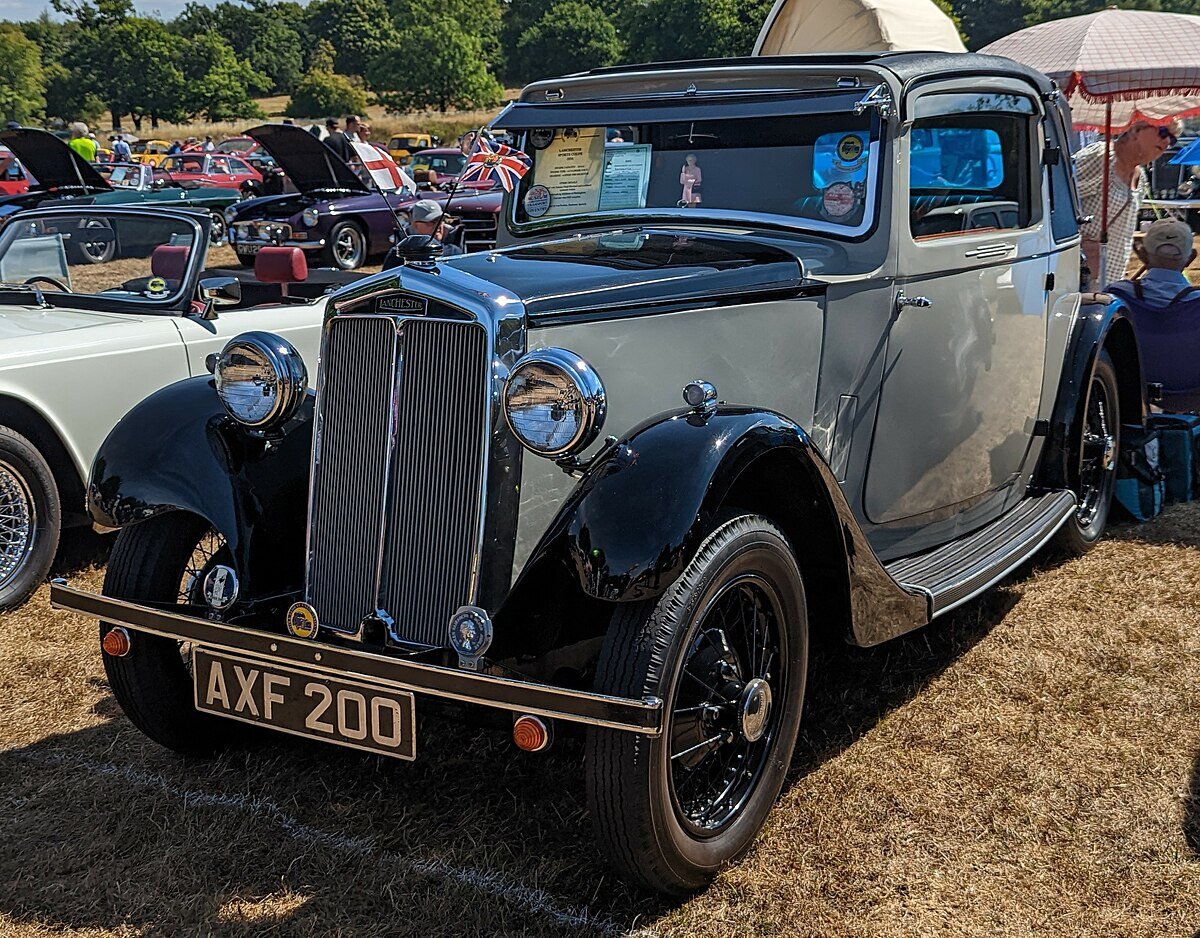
left=305, top=314, right=489, bottom=646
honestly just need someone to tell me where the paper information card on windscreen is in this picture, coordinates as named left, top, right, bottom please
left=598, top=144, right=652, bottom=211
left=536, top=127, right=605, bottom=217
left=532, top=130, right=651, bottom=218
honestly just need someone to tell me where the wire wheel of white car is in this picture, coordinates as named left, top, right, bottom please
left=586, top=514, right=808, bottom=894
left=0, top=427, right=60, bottom=611
left=325, top=220, right=367, bottom=270
left=102, top=513, right=239, bottom=755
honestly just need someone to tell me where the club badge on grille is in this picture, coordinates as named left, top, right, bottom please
left=377, top=294, right=427, bottom=315
left=286, top=602, right=320, bottom=640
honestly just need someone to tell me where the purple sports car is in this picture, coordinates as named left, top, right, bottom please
left=226, top=124, right=501, bottom=270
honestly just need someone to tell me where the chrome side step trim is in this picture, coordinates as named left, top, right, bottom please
left=884, top=490, right=1077, bottom=619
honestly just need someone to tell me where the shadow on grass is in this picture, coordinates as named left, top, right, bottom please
left=50, top=525, right=115, bottom=577
left=0, top=575, right=1022, bottom=937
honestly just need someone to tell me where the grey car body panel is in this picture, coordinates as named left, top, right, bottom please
left=78, top=53, right=1108, bottom=655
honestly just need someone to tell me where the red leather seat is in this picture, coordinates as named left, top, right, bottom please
left=255, top=246, right=308, bottom=286
left=150, top=245, right=190, bottom=281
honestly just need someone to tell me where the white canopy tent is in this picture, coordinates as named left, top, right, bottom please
left=753, top=0, right=966, bottom=55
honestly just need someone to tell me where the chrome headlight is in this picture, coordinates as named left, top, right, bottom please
left=223, top=206, right=237, bottom=225
left=504, top=348, right=605, bottom=457
left=214, top=331, right=307, bottom=429
left=301, top=207, right=320, bottom=227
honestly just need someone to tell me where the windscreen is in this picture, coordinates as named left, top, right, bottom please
left=511, top=113, right=879, bottom=236
left=0, top=212, right=199, bottom=304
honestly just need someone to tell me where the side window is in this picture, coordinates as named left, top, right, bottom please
left=211, top=157, right=231, bottom=174
left=909, top=92, right=1038, bottom=240
left=1048, top=106, right=1080, bottom=242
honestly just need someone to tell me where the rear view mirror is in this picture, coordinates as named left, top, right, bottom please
left=199, top=276, right=241, bottom=307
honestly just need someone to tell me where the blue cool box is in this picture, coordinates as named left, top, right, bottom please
left=1148, top=413, right=1200, bottom=503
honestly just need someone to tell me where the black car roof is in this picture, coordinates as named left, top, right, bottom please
left=559, top=52, right=1054, bottom=98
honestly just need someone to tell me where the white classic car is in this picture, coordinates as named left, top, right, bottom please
left=0, top=204, right=353, bottom=607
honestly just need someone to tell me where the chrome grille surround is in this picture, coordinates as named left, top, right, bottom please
left=304, top=310, right=492, bottom=647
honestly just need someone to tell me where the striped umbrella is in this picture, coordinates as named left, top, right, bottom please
left=984, top=8, right=1200, bottom=282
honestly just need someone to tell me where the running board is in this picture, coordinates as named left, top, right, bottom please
left=884, top=490, right=1077, bottom=619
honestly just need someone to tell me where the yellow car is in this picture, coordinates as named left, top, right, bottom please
left=131, top=139, right=172, bottom=166
left=387, top=132, right=433, bottom=164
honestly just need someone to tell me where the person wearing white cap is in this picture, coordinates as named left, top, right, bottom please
left=407, top=199, right=462, bottom=255
left=1117, top=217, right=1198, bottom=307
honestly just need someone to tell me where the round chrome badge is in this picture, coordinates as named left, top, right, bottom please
left=202, top=565, right=239, bottom=611
left=448, top=606, right=493, bottom=660
left=286, top=601, right=319, bottom=640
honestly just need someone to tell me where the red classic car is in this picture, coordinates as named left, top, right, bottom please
left=153, top=153, right=261, bottom=189
left=0, top=147, right=30, bottom=196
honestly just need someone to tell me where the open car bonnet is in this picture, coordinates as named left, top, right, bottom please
left=245, top=124, right=369, bottom=195
left=0, top=129, right=110, bottom=193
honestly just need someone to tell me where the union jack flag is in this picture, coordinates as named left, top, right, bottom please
left=459, top=132, right=532, bottom=192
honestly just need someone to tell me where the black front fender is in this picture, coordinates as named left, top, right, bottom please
left=514, top=407, right=928, bottom=645
left=88, top=376, right=313, bottom=598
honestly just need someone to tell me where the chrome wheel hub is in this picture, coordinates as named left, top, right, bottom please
left=0, top=463, right=34, bottom=588
left=738, top=677, right=772, bottom=743
left=335, top=229, right=362, bottom=266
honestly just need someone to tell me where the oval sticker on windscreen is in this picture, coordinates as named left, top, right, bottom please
left=524, top=184, right=552, bottom=218
left=823, top=182, right=857, bottom=218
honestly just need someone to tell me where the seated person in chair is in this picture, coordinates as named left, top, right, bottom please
left=1108, top=217, right=1196, bottom=306
left=1108, top=217, right=1200, bottom=409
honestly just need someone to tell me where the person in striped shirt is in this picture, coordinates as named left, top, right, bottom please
left=1075, top=119, right=1181, bottom=285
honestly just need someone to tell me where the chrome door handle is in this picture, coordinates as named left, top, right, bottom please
left=895, top=291, right=932, bottom=313
left=964, top=242, right=1016, bottom=259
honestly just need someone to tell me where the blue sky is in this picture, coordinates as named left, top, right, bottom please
left=2, top=0, right=268, bottom=22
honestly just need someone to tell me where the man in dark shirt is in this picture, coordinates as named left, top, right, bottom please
left=324, top=115, right=361, bottom=163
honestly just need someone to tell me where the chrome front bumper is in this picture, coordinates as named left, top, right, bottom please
left=228, top=236, right=326, bottom=252
left=50, top=581, right=663, bottom=735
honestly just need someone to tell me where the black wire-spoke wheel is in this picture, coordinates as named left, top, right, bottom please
left=587, top=514, right=808, bottom=894
left=670, top=576, right=785, bottom=835
left=1055, top=349, right=1120, bottom=556
left=102, top=513, right=239, bottom=755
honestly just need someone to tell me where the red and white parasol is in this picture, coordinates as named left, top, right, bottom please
left=984, top=8, right=1200, bottom=282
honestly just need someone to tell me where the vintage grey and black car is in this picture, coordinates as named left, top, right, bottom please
left=54, top=52, right=1144, bottom=893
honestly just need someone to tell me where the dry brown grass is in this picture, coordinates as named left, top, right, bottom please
left=1, top=506, right=1199, bottom=936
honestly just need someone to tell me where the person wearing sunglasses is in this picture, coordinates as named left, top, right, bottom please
left=1075, top=119, right=1183, bottom=285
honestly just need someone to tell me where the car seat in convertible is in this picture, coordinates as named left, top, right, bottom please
left=1108, top=279, right=1200, bottom=409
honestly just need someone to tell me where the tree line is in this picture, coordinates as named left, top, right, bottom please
left=0, top=0, right=1179, bottom=131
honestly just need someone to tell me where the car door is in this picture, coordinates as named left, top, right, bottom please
left=864, top=88, right=1049, bottom=525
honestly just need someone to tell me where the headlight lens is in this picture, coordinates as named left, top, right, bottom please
left=504, top=348, right=605, bottom=457
left=223, top=206, right=237, bottom=225
left=301, top=207, right=320, bottom=227
left=214, top=331, right=307, bottom=429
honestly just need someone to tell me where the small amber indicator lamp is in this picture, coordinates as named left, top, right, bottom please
left=512, top=714, right=551, bottom=752
left=101, top=627, right=131, bottom=657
